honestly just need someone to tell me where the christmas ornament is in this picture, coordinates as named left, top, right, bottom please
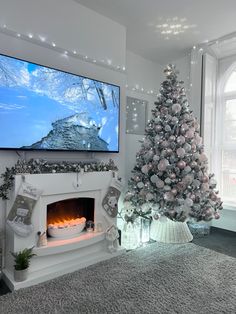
left=177, top=135, right=185, bottom=145
left=172, top=103, right=181, bottom=113
left=176, top=147, right=186, bottom=158
left=123, top=64, right=223, bottom=225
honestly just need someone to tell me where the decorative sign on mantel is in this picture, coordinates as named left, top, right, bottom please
left=0, top=158, right=118, bottom=200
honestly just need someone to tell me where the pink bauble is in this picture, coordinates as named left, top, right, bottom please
left=184, top=113, right=190, bottom=120
left=150, top=174, right=158, bottom=183
left=169, top=173, right=176, bottom=179
left=164, top=191, right=175, bottom=202
left=171, top=117, right=179, bottom=124
left=169, top=135, right=176, bottom=141
left=124, top=192, right=133, bottom=201
left=191, top=161, right=197, bottom=168
left=141, top=165, right=149, bottom=174
left=180, top=123, right=189, bottom=134
left=193, top=121, right=200, bottom=130
left=158, top=159, right=169, bottom=171
left=156, top=179, right=165, bottom=188
left=202, top=175, right=209, bottom=183
left=133, top=176, right=140, bottom=182
left=176, top=181, right=185, bottom=191
left=205, top=208, right=212, bottom=215
left=195, top=134, right=202, bottom=145
left=153, top=155, right=159, bottom=162
left=185, top=198, right=193, bottom=207
left=172, top=103, right=181, bottom=113
left=186, top=129, right=194, bottom=139
left=171, top=188, right=178, bottom=195
left=176, top=147, right=186, bottom=158
left=161, top=107, right=168, bottom=115
left=184, top=166, right=191, bottom=174
left=155, top=134, right=162, bottom=142
left=168, top=209, right=176, bottom=216
left=162, top=140, right=169, bottom=148
left=139, top=189, right=146, bottom=197
left=155, top=125, right=162, bottom=132
left=201, top=183, right=209, bottom=192
left=214, top=212, right=220, bottom=219
left=177, top=136, right=185, bottom=145
left=146, top=193, right=154, bottom=201
left=166, top=148, right=173, bottom=155
left=199, top=153, right=208, bottom=162
left=177, top=160, right=186, bottom=169
left=211, top=193, right=217, bottom=201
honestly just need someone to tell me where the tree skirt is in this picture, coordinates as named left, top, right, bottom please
left=0, top=243, right=235, bottom=314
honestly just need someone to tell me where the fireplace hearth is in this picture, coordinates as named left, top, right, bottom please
left=3, top=171, right=124, bottom=291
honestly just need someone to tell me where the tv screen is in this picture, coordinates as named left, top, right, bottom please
left=0, top=53, right=120, bottom=152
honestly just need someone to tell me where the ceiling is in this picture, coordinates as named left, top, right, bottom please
left=74, top=0, right=236, bottom=64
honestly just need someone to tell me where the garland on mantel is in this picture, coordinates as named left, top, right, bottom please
left=0, top=158, right=118, bottom=200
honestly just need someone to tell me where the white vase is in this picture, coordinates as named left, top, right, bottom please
left=14, top=268, right=28, bottom=282
left=150, top=217, right=193, bottom=243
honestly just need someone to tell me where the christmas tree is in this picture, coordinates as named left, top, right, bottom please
left=124, top=64, right=223, bottom=223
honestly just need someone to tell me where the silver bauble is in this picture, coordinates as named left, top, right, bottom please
left=163, top=191, right=175, bottom=201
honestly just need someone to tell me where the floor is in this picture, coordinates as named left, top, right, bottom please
left=192, top=226, right=236, bottom=258
left=0, top=226, right=235, bottom=297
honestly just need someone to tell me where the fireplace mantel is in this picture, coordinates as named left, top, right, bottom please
left=3, top=171, right=124, bottom=290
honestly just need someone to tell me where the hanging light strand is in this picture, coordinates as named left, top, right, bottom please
left=0, top=25, right=126, bottom=74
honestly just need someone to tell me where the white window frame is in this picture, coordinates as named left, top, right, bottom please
left=216, top=61, right=236, bottom=210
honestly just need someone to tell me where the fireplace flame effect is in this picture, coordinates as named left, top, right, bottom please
left=48, top=217, right=86, bottom=229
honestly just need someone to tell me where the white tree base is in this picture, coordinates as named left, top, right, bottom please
left=150, top=217, right=193, bottom=244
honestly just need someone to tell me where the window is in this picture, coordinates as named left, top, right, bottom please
left=216, top=64, right=236, bottom=207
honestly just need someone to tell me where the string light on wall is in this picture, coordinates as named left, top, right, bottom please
left=126, top=84, right=159, bottom=97
left=0, top=25, right=126, bottom=74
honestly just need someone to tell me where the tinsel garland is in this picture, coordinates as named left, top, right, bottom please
left=0, top=158, right=118, bottom=200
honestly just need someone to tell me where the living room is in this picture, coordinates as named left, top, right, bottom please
left=0, top=0, right=235, bottom=313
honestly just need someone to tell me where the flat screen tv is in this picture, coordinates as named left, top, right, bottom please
left=0, top=53, right=120, bottom=152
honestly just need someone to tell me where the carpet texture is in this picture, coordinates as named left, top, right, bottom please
left=0, top=243, right=235, bottom=314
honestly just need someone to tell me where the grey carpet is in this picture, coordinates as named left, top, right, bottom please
left=0, top=243, right=235, bottom=314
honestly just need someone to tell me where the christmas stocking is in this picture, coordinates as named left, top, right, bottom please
left=7, top=181, right=43, bottom=237
left=102, top=174, right=123, bottom=218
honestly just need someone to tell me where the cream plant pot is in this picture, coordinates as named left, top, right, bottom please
left=150, top=217, right=193, bottom=243
left=14, top=268, right=28, bottom=282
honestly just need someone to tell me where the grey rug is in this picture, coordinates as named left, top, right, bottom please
left=0, top=243, right=235, bottom=314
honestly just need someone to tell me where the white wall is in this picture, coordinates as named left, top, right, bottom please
left=125, top=51, right=162, bottom=185
left=0, top=0, right=127, bottom=228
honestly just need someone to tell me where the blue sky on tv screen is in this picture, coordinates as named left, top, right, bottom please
left=0, top=54, right=119, bottom=151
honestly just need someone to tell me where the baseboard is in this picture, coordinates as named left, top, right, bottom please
left=210, top=226, right=236, bottom=235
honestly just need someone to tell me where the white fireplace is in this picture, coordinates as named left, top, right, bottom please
left=3, top=171, right=124, bottom=290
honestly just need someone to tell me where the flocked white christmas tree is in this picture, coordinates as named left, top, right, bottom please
left=124, top=64, right=223, bottom=223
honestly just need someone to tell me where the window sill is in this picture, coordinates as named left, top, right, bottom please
left=223, top=204, right=236, bottom=211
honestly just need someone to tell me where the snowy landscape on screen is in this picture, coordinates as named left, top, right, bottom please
left=0, top=54, right=119, bottom=151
